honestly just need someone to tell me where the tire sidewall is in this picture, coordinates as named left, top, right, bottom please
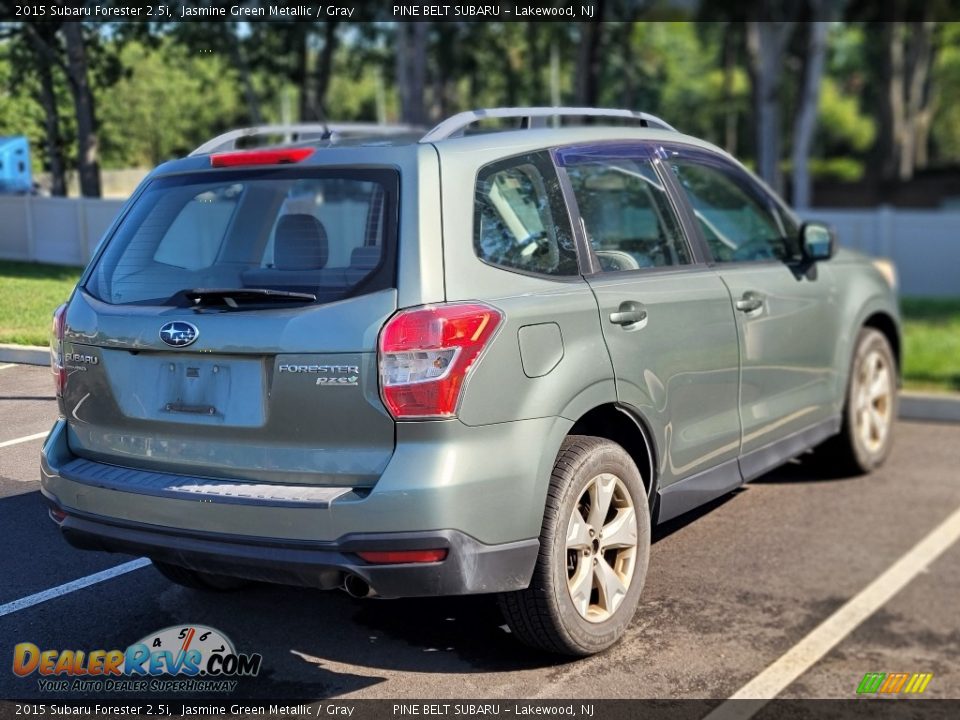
left=547, top=441, right=651, bottom=653
left=845, top=328, right=898, bottom=471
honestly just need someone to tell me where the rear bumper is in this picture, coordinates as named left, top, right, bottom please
left=45, top=500, right=538, bottom=597
left=40, top=416, right=567, bottom=596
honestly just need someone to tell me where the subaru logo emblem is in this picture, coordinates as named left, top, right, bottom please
left=159, top=321, right=199, bottom=348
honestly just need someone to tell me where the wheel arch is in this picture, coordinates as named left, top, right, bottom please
left=567, top=403, right=658, bottom=504
left=862, top=311, right=902, bottom=378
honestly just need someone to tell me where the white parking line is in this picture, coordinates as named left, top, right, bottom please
left=0, top=559, right=152, bottom=617
left=0, top=363, right=17, bottom=371
left=0, top=431, right=48, bottom=449
left=704, top=503, right=960, bottom=719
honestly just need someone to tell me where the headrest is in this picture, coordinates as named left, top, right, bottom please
left=274, top=214, right=328, bottom=270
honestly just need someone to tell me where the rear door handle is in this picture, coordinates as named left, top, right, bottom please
left=735, top=293, right=764, bottom=313
left=609, top=301, right=648, bottom=327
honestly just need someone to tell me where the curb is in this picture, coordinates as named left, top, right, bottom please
left=0, top=343, right=48, bottom=366
left=1, top=346, right=958, bottom=423
left=900, top=392, right=960, bottom=423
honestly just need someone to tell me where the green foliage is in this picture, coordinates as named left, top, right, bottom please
left=816, top=77, right=876, bottom=154
left=931, top=23, right=960, bottom=163
left=98, top=40, right=244, bottom=167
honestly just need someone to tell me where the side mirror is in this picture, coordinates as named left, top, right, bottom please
left=800, top=221, right=835, bottom=262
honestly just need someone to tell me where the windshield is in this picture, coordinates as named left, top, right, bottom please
left=85, top=167, right=398, bottom=306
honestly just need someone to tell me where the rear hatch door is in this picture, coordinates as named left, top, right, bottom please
left=60, top=163, right=399, bottom=487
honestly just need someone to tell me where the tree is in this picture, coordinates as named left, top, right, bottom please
left=574, top=2, right=606, bottom=107
left=62, top=22, right=100, bottom=197
left=396, top=23, right=428, bottom=125
left=746, top=21, right=796, bottom=193
left=791, top=18, right=831, bottom=209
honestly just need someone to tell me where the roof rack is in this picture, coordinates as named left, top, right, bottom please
left=190, top=122, right=420, bottom=156
left=419, top=107, right=676, bottom=143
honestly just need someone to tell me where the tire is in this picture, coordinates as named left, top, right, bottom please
left=498, top=435, right=651, bottom=656
left=822, top=327, right=898, bottom=474
left=152, top=561, right=250, bottom=592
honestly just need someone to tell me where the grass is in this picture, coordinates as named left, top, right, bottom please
left=900, top=298, right=960, bottom=393
left=0, top=261, right=83, bottom=346
left=0, top=260, right=958, bottom=393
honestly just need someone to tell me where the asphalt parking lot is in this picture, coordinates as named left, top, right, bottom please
left=1, top=361, right=958, bottom=704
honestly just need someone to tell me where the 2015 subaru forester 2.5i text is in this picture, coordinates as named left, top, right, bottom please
left=41, top=108, right=900, bottom=655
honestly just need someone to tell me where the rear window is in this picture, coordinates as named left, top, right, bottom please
left=86, top=168, right=397, bottom=306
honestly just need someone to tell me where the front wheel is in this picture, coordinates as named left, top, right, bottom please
left=498, top=435, right=651, bottom=656
left=824, top=327, right=898, bottom=474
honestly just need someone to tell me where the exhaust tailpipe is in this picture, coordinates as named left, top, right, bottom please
left=343, top=574, right=376, bottom=598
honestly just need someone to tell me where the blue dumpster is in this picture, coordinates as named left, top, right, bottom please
left=0, top=136, right=32, bottom=194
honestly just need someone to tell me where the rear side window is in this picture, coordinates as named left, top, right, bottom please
left=565, top=156, right=691, bottom=271
left=474, top=152, right=578, bottom=277
left=86, top=168, right=397, bottom=305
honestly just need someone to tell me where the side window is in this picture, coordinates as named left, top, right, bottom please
left=474, top=152, right=579, bottom=276
left=669, top=160, right=800, bottom=263
left=566, top=156, right=691, bottom=271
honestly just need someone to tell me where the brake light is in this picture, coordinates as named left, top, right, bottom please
left=50, top=303, right=67, bottom=396
left=209, top=147, right=314, bottom=167
left=378, top=302, right=503, bottom=419
left=357, top=549, right=448, bottom=564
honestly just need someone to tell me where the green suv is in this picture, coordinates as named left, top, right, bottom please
left=41, top=108, right=900, bottom=655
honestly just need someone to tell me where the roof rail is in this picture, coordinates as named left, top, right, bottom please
left=190, top=122, right=420, bottom=156
left=419, top=107, right=676, bottom=143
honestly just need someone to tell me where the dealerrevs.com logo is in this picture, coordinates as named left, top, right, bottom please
left=13, top=625, right=262, bottom=693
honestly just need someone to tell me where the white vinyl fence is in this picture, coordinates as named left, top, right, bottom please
left=0, top=196, right=957, bottom=296
left=811, top=208, right=959, bottom=298
left=0, top=195, right=125, bottom=267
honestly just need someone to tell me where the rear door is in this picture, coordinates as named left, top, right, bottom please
left=663, top=149, right=842, bottom=478
left=556, top=143, right=742, bottom=491
left=61, top=164, right=403, bottom=487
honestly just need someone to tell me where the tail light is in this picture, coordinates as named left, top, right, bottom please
left=50, top=303, right=67, bottom=396
left=378, top=302, right=503, bottom=419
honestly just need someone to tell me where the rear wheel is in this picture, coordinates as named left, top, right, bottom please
left=498, top=435, right=650, bottom=656
left=823, top=328, right=898, bottom=474
left=152, top=561, right=250, bottom=592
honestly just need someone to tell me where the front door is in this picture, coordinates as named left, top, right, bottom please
left=663, top=150, right=842, bottom=479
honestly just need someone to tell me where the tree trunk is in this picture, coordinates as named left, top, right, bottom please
left=574, top=6, right=606, bottom=108
left=62, top=22, right=100, bottom=198
left=25, top=29, right=67, bottom=196
left=297, top=29, right=311, bottom=122
left=746, top=21, right=794, bottom=194
left=228, top=25, right=262, bottom=125
left=791, top=21, right=829, bottom=210
left=900, top=21, right=935, bottom=180
left=872, top=22, right=905, bottom=181
left=396, top=23, right=428, bottom=125
left=315, top=21, right=339, bottom=119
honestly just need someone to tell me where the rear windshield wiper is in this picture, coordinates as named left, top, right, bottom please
left=176, top=288, right=317, bottom=308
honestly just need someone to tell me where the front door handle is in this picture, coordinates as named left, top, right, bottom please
left=735, top=293, right=764, bottom=313
left=609, top=301, right=648, bottom=327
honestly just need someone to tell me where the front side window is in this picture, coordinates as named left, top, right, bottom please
left=669, top=159, right=800, bottom=263
left=86, top=168, right=396, bottom=306
left=565, top=155, right=691, bottom=272
left=474, top=152, right=578, bottom=276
